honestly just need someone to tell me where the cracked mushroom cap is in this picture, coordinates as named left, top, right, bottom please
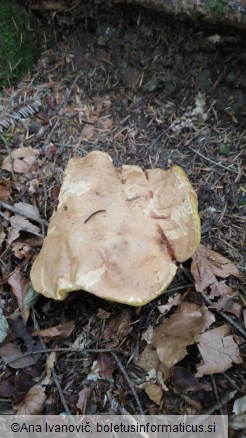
left=30, top=151, right=200, bottom=305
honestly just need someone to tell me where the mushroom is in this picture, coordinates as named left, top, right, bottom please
left=30, top=151, right=200, bottom=305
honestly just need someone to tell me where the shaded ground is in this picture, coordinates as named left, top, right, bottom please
left=0, top=3, right=245, bottom=421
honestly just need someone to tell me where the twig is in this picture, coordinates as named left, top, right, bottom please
left=37, top=74, right=80, bottom=143
left=0, top=347, right=120, bottom=370
left=0, top=201, right=48, bottom=227
left=200, top=291, right=246, bottom=339
left=202, top=390, right=236, bottom=415
left=210, top=375, right=224, bottom=416
left=111, top=351, right=144, bottom=416
left=148, top=130, right=164, bottom=152
left=223, top=373, right=244, bottom=393
left=32, top=310, right=71, bottom=415
left=190, top=147, right=238, bottom=174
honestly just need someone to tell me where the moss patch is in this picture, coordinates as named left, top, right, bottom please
left=0, top=0, right=37, bottom=87
left=209, top=0, right=225, bottom=23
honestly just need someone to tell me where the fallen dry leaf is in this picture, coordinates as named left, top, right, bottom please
left=7, top=227, right=21, bottom=244
left=191, top=245, right=240, bottom=294
left=0, top=183, right=10, bottom=201
left=0, top=342, right=37, bottom=369
left=195, top=324, right=242, bottom=377
left=33, top=321, right=75, bottom=341
left=212, top=295, right=241, bottom=317
left=8, top=272, right=30, bottom=325
left=76, top=386, right=91, bottom=414
left=14, top=202, right=41, bottom=220
left=158, top=293, right=182, bottom=315
left=10, top=215, right=40, bottom=235
left=137, top=344, right=169, bottom=380
left=143, top=382, right=163, bottom=405
left=2, top=147, right=38, bottom=173
left=14, top=383, right=46, bottom=414
left=153, top=302, right=215, bottom=368
left=138, top=345, right=161, bottom=373
left=170, top=366, right=211, bottom=392
left=8, top=270, right=30, bottom=316
left=97, top=308, right=111, bottom=320
left=209, top=281, right=233, bottom=299
left=102, top=310, right=133, bottom=348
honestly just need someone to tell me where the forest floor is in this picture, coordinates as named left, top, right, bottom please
left=0, top=2, right=245, bottom=427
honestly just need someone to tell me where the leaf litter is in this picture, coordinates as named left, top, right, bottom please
left=0, top=1, right=245, bottom=419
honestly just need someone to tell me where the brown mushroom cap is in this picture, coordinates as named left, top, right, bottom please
left=30, top=151, right=200, bottom=305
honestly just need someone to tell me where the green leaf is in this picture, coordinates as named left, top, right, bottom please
left=0, top=309, right=9, bottom=343
left=23, top=285, right=39, bottom=311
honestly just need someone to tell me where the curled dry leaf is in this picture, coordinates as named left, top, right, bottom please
left=33, top=321, right=75, bottom=341
left=195, top=324, right=242, bottom=377
left=8, top=271, right=30, bottom=324
left=2, top=147, right=38, bottom=174
left=152, top=302, right=215, bottom=368
left=14, top=383, right=46, bottom=414
left=8, top=270, right=30, bottom=315
left=191, top=244, right=240, bottom=294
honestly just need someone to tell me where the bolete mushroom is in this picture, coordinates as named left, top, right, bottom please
left=31, top=151, right=200, bottom=305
